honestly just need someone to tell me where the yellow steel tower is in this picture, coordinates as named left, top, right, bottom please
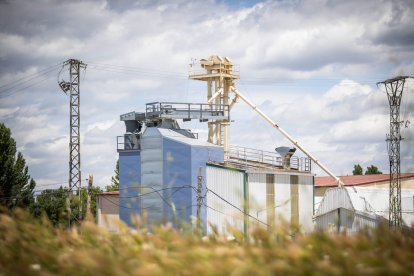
left=189, top=55, right=239, bottom=158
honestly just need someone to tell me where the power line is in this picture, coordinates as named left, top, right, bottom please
left=87, top=63, right=187, bottom=79
left=116, top=185, right=198, bottom=199
left=35, top=181, right=68, bottom=188
left=0, top=74, right=53, bottom=99
left=87, top=62, right=383, bottom=88
left=87, top=62, right=186, bottom=76
left=104, top=192, right=198, bottom=212
left=0, top=63, right=61, bottom=91
left=206, top=188, right=269, bottom=227
left=0, top=66, right=61, bottom=98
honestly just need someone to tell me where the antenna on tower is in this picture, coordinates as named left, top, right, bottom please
left=377, top=75, right=413, bottom=228
left=59, top=58, right=87, bottom=224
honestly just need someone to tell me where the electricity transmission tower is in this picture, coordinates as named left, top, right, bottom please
left=377, top=76, right=412, bottom=228
left=59, top=59, right=87, bottom=221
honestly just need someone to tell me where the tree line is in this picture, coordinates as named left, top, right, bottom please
left=0, top=123, right=119, bottom=227
left=352, top=164, right=382, bottom=175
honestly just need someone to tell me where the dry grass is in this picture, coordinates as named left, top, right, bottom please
left=0, top=210, right=413, bottom=275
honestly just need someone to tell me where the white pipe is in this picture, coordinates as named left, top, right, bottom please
left=230, top=86, right=344, bottom=187
left=208, top=88, right=223, bottom=104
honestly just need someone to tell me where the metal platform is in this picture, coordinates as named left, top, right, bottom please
left=226, top=145, right=312, bottom=172
left=120, top=111, right=146, bottom=121
left=145, top=102, right=229, bottom=121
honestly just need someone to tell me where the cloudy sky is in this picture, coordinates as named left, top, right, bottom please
left=0, top=0, right=413, bottom=191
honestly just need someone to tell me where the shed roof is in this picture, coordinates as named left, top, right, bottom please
left=315, top=173, right=414, bottom=187
left=315, top=187, right=376, bottom=217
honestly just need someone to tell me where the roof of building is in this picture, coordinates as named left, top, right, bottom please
left=315, top=187, right=376, bottom=217
left=315, top=173, right=414, bottom=187
left=157, top=128, right=222, bottom=148
left=97, top=191, right=119, bottom=196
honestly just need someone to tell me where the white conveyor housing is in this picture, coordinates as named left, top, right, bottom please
left=230, top=86, right=344, bottom=187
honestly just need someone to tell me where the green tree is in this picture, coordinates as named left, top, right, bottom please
left=106, top=159, right=119, bottom=191
left=84, top=186, right=102, bottom=217
left=29, top=187, right=70, bottom=226
left=0, top=123, right=36, bottom=210
left=30, top=185, right=103, bottom=227
left=365, top=165, right=382, bottom=175
left=352, top=164, right=363, bottom=175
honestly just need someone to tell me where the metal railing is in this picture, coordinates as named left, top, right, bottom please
left=145, top=102, right=230, bottom=121
left=227, top=145, right=311, bottom=172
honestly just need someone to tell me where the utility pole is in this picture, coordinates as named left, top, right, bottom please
left=87, top=174, right=93, bottom=218
left=377, top=76, right=412, bottom=228
left=59, top=59, right=87, bottom=224
left=196, top=167, right=203, bottom=231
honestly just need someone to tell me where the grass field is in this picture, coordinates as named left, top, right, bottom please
left=0, top=210, right=413, bottom=275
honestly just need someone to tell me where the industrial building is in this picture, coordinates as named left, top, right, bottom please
left=315, top=174, right=414, bottom=212
left=206, top=161, right=314, bottom=235
left=116, top=56, right=317, bottom=234
left=314, top=187, right=386, bottom=234
left=315, top=173, right=414, bottom=198
left=314, top=175, right=414, bottom=231
left=96, top=191, right=120, bottom=232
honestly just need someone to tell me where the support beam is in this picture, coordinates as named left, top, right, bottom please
left=230, top=86, right=344, bottom=187
left=229, top=95, right=239, bottom=110
left=207, top=88, right=223, bottom=104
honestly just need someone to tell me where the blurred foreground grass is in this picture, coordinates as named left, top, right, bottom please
left=0, top=210, right=413, bottom=275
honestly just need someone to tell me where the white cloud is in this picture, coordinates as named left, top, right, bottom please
left=1, top=0, right=414, bottom=189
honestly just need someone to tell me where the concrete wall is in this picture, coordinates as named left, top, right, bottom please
left=97, top=194, right=120, bottom=232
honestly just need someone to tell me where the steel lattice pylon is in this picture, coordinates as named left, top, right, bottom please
left=59, top=59, right=86, bottom=220
left=377, top=76, right=412, bottom=228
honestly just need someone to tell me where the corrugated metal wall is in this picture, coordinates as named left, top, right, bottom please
left=120, top=127, right=224, bottom=229
left=298, top=175, right=314, bottom=232
left=314, top=208, right=378, bottom=234
left=274, top=174, right=291, bottom=225
left=141, top=128, right=164, bottom=224
left=163, top=138, right=192, bottom=224
left=191, top=146, right=224, bottom=229
left=249, top=172, right=314, bottom=231
left=316, top=187, right=354, bottom=216
left=119, top=151, right=141, bottom=227
left=206, top=165, right=245, bottom=236
left=314, top=187, right=383, bottom=233
left=248, top=173, right=267, bottom=228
